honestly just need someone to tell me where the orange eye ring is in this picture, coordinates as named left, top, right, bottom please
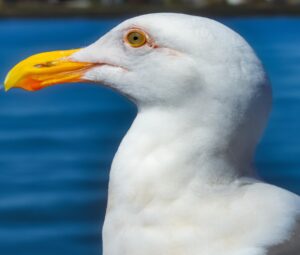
left=125, top=30, right=147, bottom=48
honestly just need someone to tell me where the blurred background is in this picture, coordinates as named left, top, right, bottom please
left=0, top=1, right=299, bottom=255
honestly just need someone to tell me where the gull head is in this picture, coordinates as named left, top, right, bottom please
left=5, top=13, right=270, bottom=105
left=4, top=13, right=272, bottom=161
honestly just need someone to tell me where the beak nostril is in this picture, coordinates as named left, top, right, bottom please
left=34, top=62, right=55, bottom=68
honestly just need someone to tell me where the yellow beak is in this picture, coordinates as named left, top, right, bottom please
left=4, top=49, right=96, bottom=91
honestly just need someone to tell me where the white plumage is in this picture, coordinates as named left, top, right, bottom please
left=70, top=13, right=300, bottom=255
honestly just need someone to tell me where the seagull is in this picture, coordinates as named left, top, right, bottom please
left=4, top=13, right=300, bottom=255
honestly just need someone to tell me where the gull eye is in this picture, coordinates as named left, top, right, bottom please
left=126, top=30, right=147, bottom=48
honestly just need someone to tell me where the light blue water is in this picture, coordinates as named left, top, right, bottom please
left=0, top=17, right=299, bottom=255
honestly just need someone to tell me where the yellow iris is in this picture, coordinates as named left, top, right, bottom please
left=126, top=30, right=147, bottom=48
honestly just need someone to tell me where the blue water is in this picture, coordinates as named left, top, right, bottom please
left=0, top=17, right=299, bottom=255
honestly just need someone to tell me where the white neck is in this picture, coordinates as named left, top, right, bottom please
left=107, top=98, right=257, bottom=210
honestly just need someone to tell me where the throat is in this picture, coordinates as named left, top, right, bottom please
left=107, top=106, right=255, bottom=209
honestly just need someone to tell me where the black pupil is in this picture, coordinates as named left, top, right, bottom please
left=133, top=36, right=139, bottom=41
